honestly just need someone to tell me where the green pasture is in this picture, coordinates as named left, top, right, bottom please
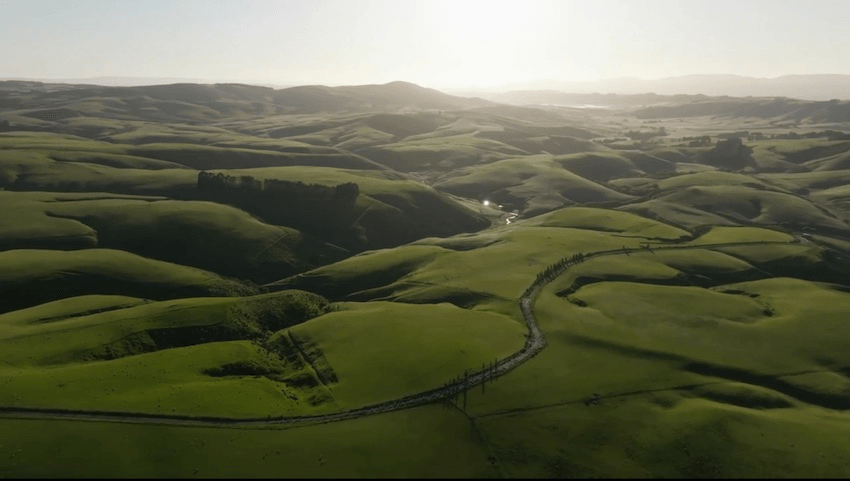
left=3, top=83, right=850, bottom=478
left=547, top=247, right=765, bottom=297
left=267, top=244, right=447, bottom=299
left=359, top=134, right=529, bottom=171
left=610, top=170, right=786, bottom=195
left=433, top=154, right=633, bottom=214
left=0, top=249, right=250, bottom=313
left=0, top=404, right=499, bottom=478
left=620, top=199, right=738, bottom=229
left=0, top=290, right=335, bottom=416
left=274, top=219, right=687, bottom=313
left=0, top=341, right=334, bottom=417
left=0, top=190, right=102, bottom=249
left=554, top=151, right=642, bottom=183
left=624, top=185, right=847, bottom=231
left=674, top=161, right=717, bottom=173
left=40, top=196, right=343, bottom=282
left=541, top=275, right=850, bottom=396
left=811, top=183, right=850, bottom=203
left=125, top=142, right=379, bottom=170
left=0, top=131, right=125, bottom=152
left=0, top=151, right=197, bottom=193
left=404, top=226, right=651, bottom=301
left=473, top=395, right=850, bottom=477
left=523, top=206, right=689, bottom=240
left=758, top=169, right=850, bottom=192
left=0, top=295, right=149, bottom=326
left=288, top=300, right=526, bottom=409
left=687, top=225, right=795, bottom=244
left=449, top=274, right=850, bottom=477
left=804, top=149, right=850, bottom=171
left=752, top=138, right=850, bottom=165
left=0, top=290, right=326, bottom=365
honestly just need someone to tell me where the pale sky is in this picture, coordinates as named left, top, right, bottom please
left=2, top=0, right=850, bottom=89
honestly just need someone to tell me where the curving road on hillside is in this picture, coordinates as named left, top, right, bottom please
left=0, top=238, right=801, bottom=428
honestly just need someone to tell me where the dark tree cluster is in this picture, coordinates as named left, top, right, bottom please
left=196, top=171, right=360, bottom=245
left=697, top=137, right=757, bottom=171
left=197, top=171, right=359, bottom=206
left=682, top=135, right=712, bottom=146
left=771, top=130, right=850, bottom=140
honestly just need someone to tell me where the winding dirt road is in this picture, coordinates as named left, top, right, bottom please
left=0, top=238, right=798, bottom=427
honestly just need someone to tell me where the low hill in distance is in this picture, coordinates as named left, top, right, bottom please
left=463, top=74, right=850, bottom=101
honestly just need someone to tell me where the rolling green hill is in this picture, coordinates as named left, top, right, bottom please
left=434, top=154, right=633, bottom=215
left=0, top=249, right=254, bottom=314
left=3, top=80, right=850, bottom=478
left=197, top=166, right=491, bottom=251
left=0, top=290, right=336, bottom=416
left=0, top=191, right=345, bottom=282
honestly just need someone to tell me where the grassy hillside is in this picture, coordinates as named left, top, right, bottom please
left=266, top=245, right=447, bottom=300
left=622, top=184, right=848, bottom=231
left=523, top=206, right=690, bottom=240
left=0, top=191, right=344, bottom=282
left=0, top=130, right=382, bottom=184
left=358, top=134, right=529, bottom=172
left=0, top=290, right=335, bottom=416
left=201, top=166, right=491, bottom=251
left=0, top=405, right=500, bottom=478
left=456, top=270, right=850, bottom=477
left=433, top=155, right=633, bottom=215
left=286, top=301, right=525, bottom=408
left=4, top=81, right=850, bottom=478
left=0, top=249, right=254, bottom=313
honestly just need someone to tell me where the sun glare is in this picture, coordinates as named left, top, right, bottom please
left=421, top=0, right=548, bottom=87
left=441, top=0, right=530, bottom=41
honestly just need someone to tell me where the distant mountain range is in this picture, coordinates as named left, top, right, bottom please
left=0, top=80, right=491, bottom=121
left=449, top=74, right=850, bottom=101
left=1, top=78, right=848, bottom=124
left=4, top=74, right=849, bottom=101
left=0, top=76, right=292, bottom=89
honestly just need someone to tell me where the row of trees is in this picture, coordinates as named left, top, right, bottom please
left=774, top=130, right=850, bottom=141
left=442, top=251, right=597, bottom=410
left=681, top=135, right=712, bottom=147
left=681, top=130, right=850, bottom=145
left=196, top=172, right=362, bottom=247
left=197, top=171, right=359, bottom=206
left=535, top=252, right=586, bottom=285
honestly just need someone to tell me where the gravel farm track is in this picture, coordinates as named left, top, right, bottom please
left=0, top=237, right=803, bottom=428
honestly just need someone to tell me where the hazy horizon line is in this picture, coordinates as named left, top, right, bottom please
left=3, top=72, right=850, bottom=91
